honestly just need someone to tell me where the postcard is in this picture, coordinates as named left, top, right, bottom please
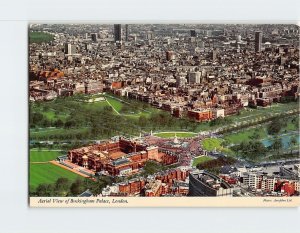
left=28, top=23, right=300, bottom=207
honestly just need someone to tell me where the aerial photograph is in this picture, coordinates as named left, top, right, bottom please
left=29, top=24, right=299, bottom=200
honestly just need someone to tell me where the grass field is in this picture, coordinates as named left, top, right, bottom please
left=201, top=138, right=233, bottom=155
left=84, top=100, right=109, bottom=110
left=42, top=110, right=69, bottom=121
left=30, top=150, right=63, bottom=162
left=202, top=138, right=223, bottom=151
left=104, top=94, right=160, bottom=117
left=105, top=96, right=124, bottom=112
left=30, top=163, right=81, bottom=190
left=192, top=156, right=213, bottom=166
left=154, top=132, right=196, bottom=138
left=29, top=31, right=54, bottom=44
left=224, top=127, right=267, bottom=144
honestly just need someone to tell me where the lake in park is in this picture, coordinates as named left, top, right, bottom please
left=261, top=132, right=300, bottom=149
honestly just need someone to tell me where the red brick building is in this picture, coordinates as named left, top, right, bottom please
left=68, top=138, right=178, bottom=176
left=106, top=167, right=190, bottom=196
left=187, top=109, right=213, bottom=122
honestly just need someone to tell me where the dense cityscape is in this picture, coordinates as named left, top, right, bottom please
left=29, top=24, right=300, bottom=198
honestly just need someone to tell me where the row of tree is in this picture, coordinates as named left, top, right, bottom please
left=196, top=157, right=237, bottom=171
left=30, top=176, right=113, bottom=197
left=231, top=140, right=268, bottom=160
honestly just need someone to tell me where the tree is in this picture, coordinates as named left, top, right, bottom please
left=54, top=119, right=64, bottom=128
left=271, top=137, right=283, bottom=155
left=64, top=119, right=76, bottom=129
left=267, top=118, right=286, bottom=135
left=36, top=184, right=54, bottom=196
left=289, top=136, right=298, bottom=154
left=141, top=161, right=164, bottom=177
left=85, top=176, right=112, bottom=196
left=138, top=115, right=148, bottom=127
left=103, top=106, right=113, bottom=112
left=70, top=179, right=85, bottom=196
left=221, top=140, right=229, bottom=148
left=32, top=112, right=44, bottom=125
left=250, top=131, right=260, bottom=140
left=55, top=178, right=70, bottom=192
left=40, top=118, right=51, bottom=127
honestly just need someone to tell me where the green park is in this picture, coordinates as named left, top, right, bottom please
left=192, top=156, right=213, bottom=166
left=29, top=31, right=54, bottom=44
left=29, top=149, right=82, bottom=191
left=30, top=93, right=299, bottom=163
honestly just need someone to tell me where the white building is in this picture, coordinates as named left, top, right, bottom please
left=212, top=108, right=225, bottom=118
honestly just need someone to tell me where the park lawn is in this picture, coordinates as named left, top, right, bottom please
left=224, top=127, right=267, bottom=144
left=83, top=100, right=110, bottom=111
left=155, top=132, right=196, bottom=138
left=44, top=111, right=69, bottom=121
left=122, top=107, right=162, bottom=119
left=201, top=137, right=235, bottom=155
left=30, top=150, right=63, bottom=162
left=202, top=138, right=223, bottom=151
left=29, top=31, right=54, bottom=44
left=104, top=94, right=159, bottom=115
left=105, top=96, right=124, bottom=112
left=30, top=163, right=82, bottom=190
left=192, top=156, right=213, bottom=166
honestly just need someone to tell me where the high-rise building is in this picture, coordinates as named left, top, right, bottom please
left=146, top=31, right=154, bottom=40
left=190, top=29, right=197, bottom=37
left=114, top=24, right=122, bottom=42
left=211, top=49, right=218, bottom=61
left=188, top=71, right=201, bottom=84
left=91, top=33, right=97, bottom=42
left=255, top=31, right=262, bottom=52
left=125, top=24, right=129, bottom=41
left=64, top=43, right=76, bottom=55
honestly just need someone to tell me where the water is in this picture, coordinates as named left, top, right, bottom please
left=261, top=133, right=300, bottom=149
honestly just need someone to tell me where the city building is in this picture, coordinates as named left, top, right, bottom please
left=64, top=43, right=76, bottom=55
left=190, top=29, right=197, bottom=37
left=114, top=24, right=122, bottom=42
left=187, top=109, right=213, bottom=122
left=125, top=24, right=129, bottom=41
left=91, top=33, right=97, bottom=42
left=255, top=31, right=262, bottom=52
left=188, top=71, right=201, bottom=84
left=189, top=170, right=233, bottom=196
